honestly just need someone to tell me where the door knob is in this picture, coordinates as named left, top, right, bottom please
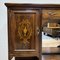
left=36, top=27, right=40, bottom=35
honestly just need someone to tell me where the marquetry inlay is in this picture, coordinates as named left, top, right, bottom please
left=18, top=19, right=32, bottom=46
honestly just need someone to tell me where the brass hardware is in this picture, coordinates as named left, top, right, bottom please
left=36, top=27, right=40, bottom=35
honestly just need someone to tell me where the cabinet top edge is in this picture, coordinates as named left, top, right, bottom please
left=5, top=3, right=60, bottom=8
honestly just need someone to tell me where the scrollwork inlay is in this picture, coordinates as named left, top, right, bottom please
left=18, top=19, right=32, bottom=45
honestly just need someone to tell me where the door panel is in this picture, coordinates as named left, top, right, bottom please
left=14, top=12, right=36, bottom=50
left=9, top=10, right=41, bottom=57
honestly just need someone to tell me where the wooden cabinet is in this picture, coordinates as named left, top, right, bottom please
left=5, top=3, right=60, bottom=60
left=5, top=3, right=41, bottom=60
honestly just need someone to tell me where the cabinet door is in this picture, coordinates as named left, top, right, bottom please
left=9, top=10, right=41, bottom=58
